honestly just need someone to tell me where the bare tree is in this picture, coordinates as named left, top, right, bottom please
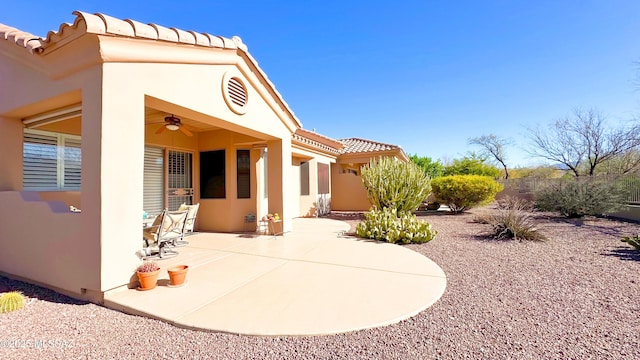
left=527, top=108, right=640, bottom=176
left=594, top=149, right=640, bottom=175
left=469, top=134, right=512, bottom=179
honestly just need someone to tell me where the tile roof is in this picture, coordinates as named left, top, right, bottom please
left=0, top=24, right=41, bottom=52
left=0, top=11, right=245, bottom=53
left=293, top=129, right=342, bottom=155
left=338, top=138, right=402, bottom=154
left=0, top=11, right=302, bottom=128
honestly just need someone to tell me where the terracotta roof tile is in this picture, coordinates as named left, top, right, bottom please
left=338, top=138, right=401, bottom=154
left=0, top=11, right=247, bottom=53
left=293, top=130, right=342, bottom=155
left=0, top=11, right=303, bottom=128
left=0, top=24, right=42, bottom=52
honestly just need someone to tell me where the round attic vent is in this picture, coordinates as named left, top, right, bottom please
left=222, top=72, right=248, bottom=115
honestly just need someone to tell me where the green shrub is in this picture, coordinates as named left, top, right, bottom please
left=356, top=207, right=437, bottom=244
left=443, top=157, right=501, bottom=178
left=621, top=235, right=640, bottom=251
left=534, top=178, right=629, bottom=218
left=431, top=175, right=503, bottom=213
left=0, top=291, right=26, bottom=313
left=409, top=154, right=444, bottom=178
left=473, top=197, right=545, bottom=241
left=360, top=157, right=432, bottom=213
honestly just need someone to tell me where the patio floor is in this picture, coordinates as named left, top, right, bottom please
left=104, top=217, right=447, bottom=336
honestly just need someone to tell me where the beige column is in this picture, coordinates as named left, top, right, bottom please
left=82, top=67, right=144, bottom=292
left=267, top=138, right=293, bottom=232
left=0, top=116, right=23, bottom=191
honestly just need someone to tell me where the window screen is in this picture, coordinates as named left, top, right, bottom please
left=300, top=161, right=310, bottom=195
left=200, top=150, right=225, bottom=198
left=237, top=150, right=251, bottom=198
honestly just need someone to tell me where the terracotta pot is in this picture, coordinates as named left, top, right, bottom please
left=167, top=265, right=189, bottom=286
left=137, top=269, right=160, bottom=290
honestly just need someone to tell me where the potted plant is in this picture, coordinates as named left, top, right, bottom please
left=167, top=265, right=189, bottom=287
left=136, top=260, right=161, bottom=290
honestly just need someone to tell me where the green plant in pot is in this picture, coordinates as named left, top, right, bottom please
left=136, top=260, right=161, bottom=290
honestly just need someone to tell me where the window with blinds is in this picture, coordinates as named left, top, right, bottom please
left=237, top=150, right=250, bottom=199
left=317, top=163, right=330, bottom=195
left=300, top=161, right=310, bottom=195
left=144, top=146, right=164, bottom=216
left=23, top=129, right=81, bottom=190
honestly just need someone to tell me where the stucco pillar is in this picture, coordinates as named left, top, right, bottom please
left=267, top=138, right=293, bottom=232
left=82, top=68, right=144, bottom=292
left=0, top=116, right=22, bottom=191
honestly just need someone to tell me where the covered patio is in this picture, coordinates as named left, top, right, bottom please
left=105, top=217, right=447, bottom=336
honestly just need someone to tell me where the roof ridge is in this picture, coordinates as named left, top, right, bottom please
left=339, top=137, right=401, bottom=149
left=39, top=11, right=246, bottom=51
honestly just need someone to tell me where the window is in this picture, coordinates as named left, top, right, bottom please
left=317, top=163, right=330, bottom=194
left=300, top=161, right=310, bottom=195
left=143, top=146, right=164, bottom=216
left=23, top=129, right=81, bottom=190
left=168, top=150, right=193, bottom=210
left=263, top=151, right=268, bottom=199
left=200, top=150, right=225, bottom=199
left=237, top=150, right=250, bottom=199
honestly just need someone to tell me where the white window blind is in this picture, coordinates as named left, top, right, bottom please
left=144, top=146, right=164, bottom=216
left=23, top=130, right=81, bottom=190
left=63, top=137, right=81, bottom=189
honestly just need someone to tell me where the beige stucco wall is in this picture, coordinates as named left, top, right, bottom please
left=331, top=164, right=372, bottom=211
left=293, top=157, right=320, bottom=217
left=0, top=35, right=106, bottom=297
left=291, top=146, right=337, bottom=217
left=0, top=192, right=95, bottom=292
left=0, top=31, right=303, bottom=298
left=197, top=129, right=261, bottom=232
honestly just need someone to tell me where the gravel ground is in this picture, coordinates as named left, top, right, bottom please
left=1, top=208, right=640, bottom=359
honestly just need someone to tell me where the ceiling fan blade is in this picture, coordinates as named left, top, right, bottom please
left=179, top=126, right=193, bottom=137
left=155, top=125, right=166, bottom=135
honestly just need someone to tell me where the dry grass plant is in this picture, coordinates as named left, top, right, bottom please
left=476, top=197, right=546, bottom=241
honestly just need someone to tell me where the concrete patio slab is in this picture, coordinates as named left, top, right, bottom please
left=104, top=218, right=447, bottom=336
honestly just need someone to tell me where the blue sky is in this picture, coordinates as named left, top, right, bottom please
left=2, top=1, right=639, bottom=167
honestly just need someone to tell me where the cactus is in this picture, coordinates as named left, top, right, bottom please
left=621, top=235, right=640, bottom=251
left=0, top=291, right=26, bottom=313
left=360, top=156, right=432, bottom=213
left=136, top=260, right=160, bottom=273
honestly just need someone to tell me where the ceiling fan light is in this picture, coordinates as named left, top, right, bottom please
left=165, top=123, right=179, bottom=131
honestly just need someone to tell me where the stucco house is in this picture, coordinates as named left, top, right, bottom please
left=0, top=12, right=407, bottom=301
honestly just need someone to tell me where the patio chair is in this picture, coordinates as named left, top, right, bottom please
left=142, top=209, right=188, bottom=259
left=178, top=203, right=200, bottom=233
